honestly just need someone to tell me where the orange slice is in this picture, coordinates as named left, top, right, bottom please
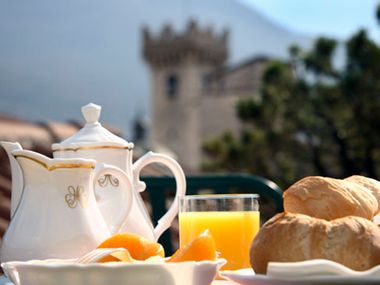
left=167, top=230, right=217, bottom=262
left=108, top=249, right=135, bottom=263
left=97, top=232, right=165, bottom=262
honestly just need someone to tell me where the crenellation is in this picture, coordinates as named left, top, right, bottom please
left=204, top=26, right=213, bottom=38
left=161, top=23, right=174, bottom=39
left=142, top=26, right=151, bottom=44
left=143, top=20, right=228, bottom=67
left=186, top=20, right=198, bottom=36
left=221, top=29, right=229, bottom=44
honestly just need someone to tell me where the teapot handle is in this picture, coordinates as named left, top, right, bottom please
left=93, top=163, right=133, bottom=234
left=133, top=151, right=186, bottom=241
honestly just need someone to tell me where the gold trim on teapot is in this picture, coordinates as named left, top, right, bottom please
left=54, top=145, right=133, bottom=152
left=13, top=154, right=95, bottom=171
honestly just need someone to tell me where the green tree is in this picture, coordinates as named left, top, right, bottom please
left=203, top=7, right=380, bottom=188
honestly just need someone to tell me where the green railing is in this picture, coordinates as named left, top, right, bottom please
left=142, top=173, right=283, bottom=254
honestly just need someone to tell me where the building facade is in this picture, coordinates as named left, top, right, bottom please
left=143, top=21, right=269, bottom=171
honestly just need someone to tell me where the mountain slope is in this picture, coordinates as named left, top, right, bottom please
left=0, top=0, right=312, bottom=137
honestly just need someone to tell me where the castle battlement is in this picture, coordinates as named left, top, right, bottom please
left=143, top=20, right=228, bottom=67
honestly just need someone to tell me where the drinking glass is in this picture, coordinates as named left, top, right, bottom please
left=179, top=194, right=260, bottom=270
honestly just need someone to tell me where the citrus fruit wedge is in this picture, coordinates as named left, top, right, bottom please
left=167, top=229, right=217, bottom=262
left=97, top=232, right=165, bottom=262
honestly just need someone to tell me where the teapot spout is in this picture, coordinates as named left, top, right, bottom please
left=1, top=141, right=23, bottom=218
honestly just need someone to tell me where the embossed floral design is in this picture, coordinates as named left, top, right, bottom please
left=65, top=186, right=87, bottom=208
left=98, top=174, right=120, bottom=188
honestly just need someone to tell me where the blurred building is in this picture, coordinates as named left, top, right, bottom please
left=143, top=20, right=270, bottom=171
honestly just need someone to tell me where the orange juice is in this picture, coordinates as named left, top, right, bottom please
left=179, top=211, right=260, bottom=270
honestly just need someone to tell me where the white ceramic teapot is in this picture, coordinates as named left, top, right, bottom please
left=0, top=149, right=133, bottom=262
left=52, top=103, right=186, bottom=241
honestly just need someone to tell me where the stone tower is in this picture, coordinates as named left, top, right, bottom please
left=143, top=21, right=228, bottom=171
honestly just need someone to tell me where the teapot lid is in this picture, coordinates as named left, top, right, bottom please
left=52, top=103, right=133, bottom=151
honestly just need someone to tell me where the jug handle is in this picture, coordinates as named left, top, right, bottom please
left=1, top=141, right=23, bottom=218
left=133, top=151, right=186, bottom=241
left=93, top=163, right=134, bottom=234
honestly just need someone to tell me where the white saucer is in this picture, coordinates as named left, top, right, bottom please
left=220, top=260, right=380, bottom=285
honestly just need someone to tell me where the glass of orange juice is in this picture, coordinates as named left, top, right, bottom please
left=179, top=194, right=259, bottom=270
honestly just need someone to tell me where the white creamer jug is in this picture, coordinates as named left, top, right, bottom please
left=0, top=149, right=133, bottom=262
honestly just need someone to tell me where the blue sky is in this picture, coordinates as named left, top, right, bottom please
left=240, top=0, right=379, bottom=40
left=0, top=0, right=379, bottom=137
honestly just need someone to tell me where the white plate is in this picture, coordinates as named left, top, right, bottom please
left=2, top=259, right=226, bottom=285
left=221, top=270, right=380, bottom=285
left=220, top=266, right=380, bottom=285
left=221, top=259, right=380, bottom=285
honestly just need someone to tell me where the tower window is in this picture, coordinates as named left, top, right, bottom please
left=166, top=74, right=179, bottom=99
left=202, top=73, right=212, bottom=89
